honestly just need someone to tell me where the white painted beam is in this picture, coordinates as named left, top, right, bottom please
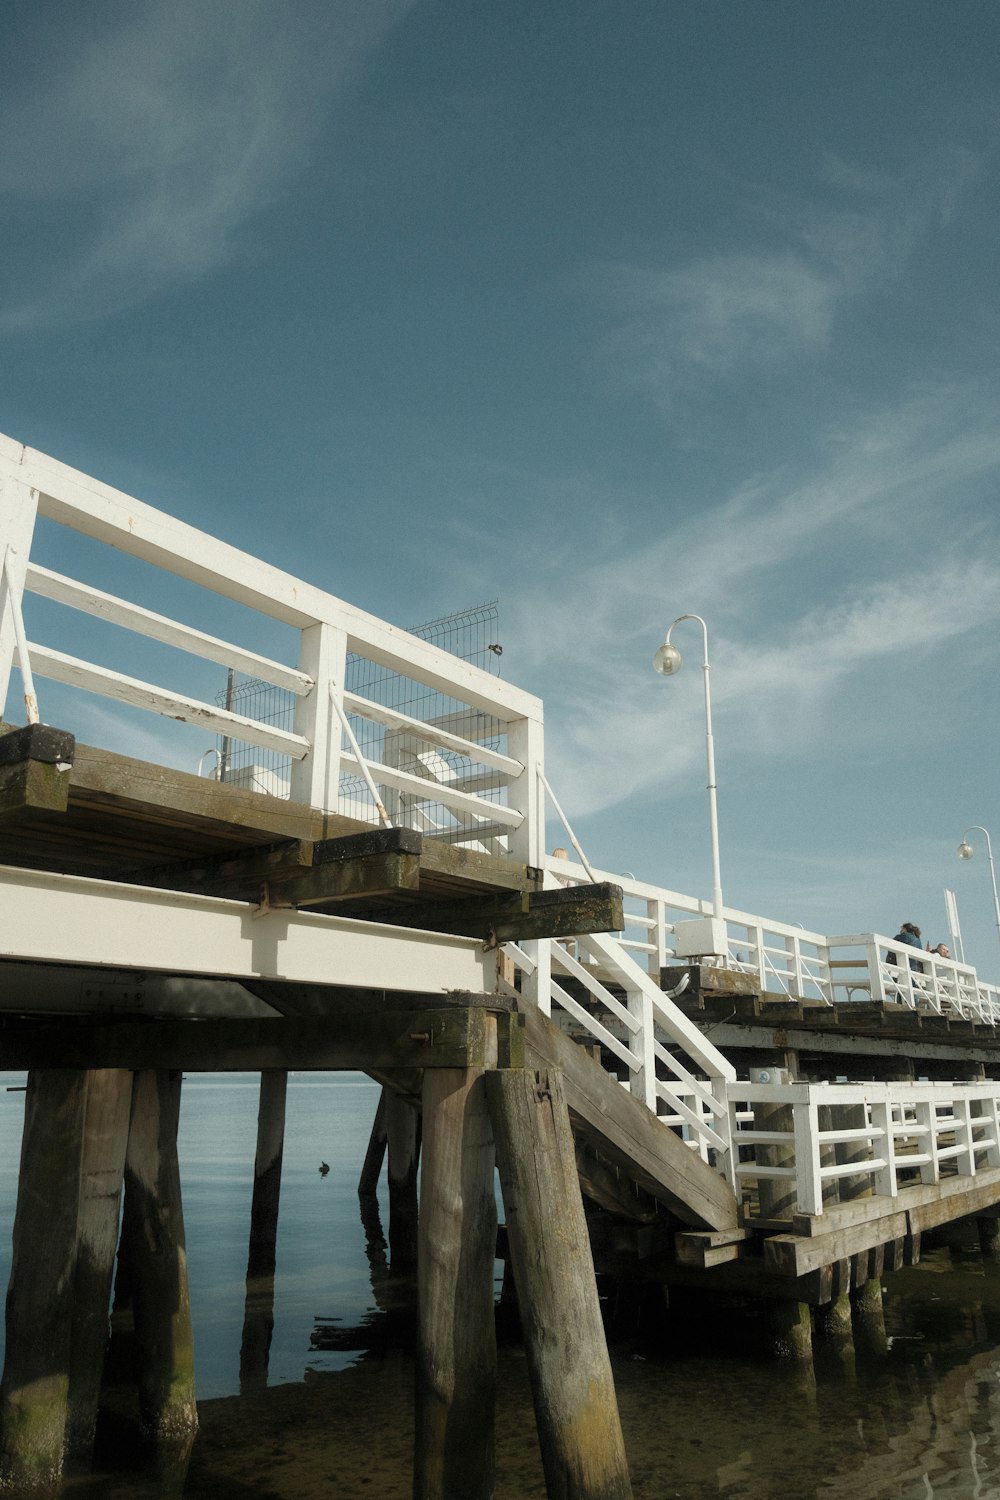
left=0, top=865, right=494, bottom=994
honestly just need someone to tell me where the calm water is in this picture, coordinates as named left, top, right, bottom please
left=3, top=1072, right=1000, bottom=1497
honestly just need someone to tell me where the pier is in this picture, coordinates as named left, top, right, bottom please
left=3, top=432, right=1000, bottom=1496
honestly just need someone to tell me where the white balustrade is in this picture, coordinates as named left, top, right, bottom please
left=0, top=435, right=545, bottom=850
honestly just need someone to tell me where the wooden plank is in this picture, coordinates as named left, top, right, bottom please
left=764, top=1211, right=908, bottom=1277
left=518, top=1000, right=739, bottom=1231
left=674, top=1227, right=754, bottom=1267
left=0, top=1009, right=518, bottom=1073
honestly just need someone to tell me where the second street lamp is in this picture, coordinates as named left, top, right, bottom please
left=653, top=613, right=724, bottom=926
left=957, top=826, right=1000, bottom=963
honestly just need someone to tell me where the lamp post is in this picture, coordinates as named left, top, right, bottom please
left=653, top=613, right=724, bottom=923
left=957, top=826, right=1000, bottom=962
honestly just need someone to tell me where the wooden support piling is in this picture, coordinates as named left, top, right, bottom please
left=978, top=1215, right=1000, bottom=1263
left=239, top=1069, right=287, bottom=1392
left=119, top=1070, right=198, bottom=1441
left=486, top=1067, right=634, bottom=1500
left=851, top=1274, right=888, bottom=1360
left=0, top=1070, right=87, bottom=1489
left=414, top=1067, right=497, bottom=1500
left=246, top=1069, right=287, bottom=1280
left=359, top=1086, right=388, bottom=1201
left=765, top=1299, right=814, bottom=1364
left=66, top=1068, right=133, bottom=1456
left=814, top=1292, right=856, bottom=1380
left=386, top=1089, right=420, bottom=1272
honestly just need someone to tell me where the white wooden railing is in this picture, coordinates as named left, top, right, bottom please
left=543, top=853, right=1000, bottom=1023
left=0, top=434, right=546, bottom=865
left=731, top=1079, right=1000, bottom=1218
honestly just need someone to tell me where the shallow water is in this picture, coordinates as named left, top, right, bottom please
left=3, top=1073, right=1000, bottom=1498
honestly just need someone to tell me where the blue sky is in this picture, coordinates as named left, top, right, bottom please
left=2, top=1, right=999, bottom=971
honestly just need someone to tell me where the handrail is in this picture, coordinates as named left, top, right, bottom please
left=1, top=433, right=546, bottom=863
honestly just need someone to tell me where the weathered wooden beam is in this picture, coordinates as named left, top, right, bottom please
left=791, top=1166, right=1000, bottom=1239
left=66, top=1069, right=133, bottom=1456
left=0, top=1009, right=522, bottom=1073
left=0, top=723, right=76, bottom=821
left=271, top=849, right=421, bottom=907
left=519, top=1000, right=740, bottom=1230
left=764, top=1211, right=908, bottom=1277
left=0, top=1070, right=88, bottom=1489
left=415, top=1065, right=497, bottom=1500
left=486, top=1068, right=633, bottom=1500
left=120, top=1070, right=197, bottom=1439
left=385, top=1090, right=420, bottom=1271
left=128, top=828, right=425, bottom=905
left=674, top=1227, right=755, bottom=1269
left=124, top=839, right=315, bottom=894
left=313, top=827, right=423, bottom=863
left=385, top=881, right=625, bottom=942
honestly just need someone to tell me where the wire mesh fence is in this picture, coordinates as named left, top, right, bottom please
left=214, top=602, right=509, bottom=843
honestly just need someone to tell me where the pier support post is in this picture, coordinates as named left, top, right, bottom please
left=358, top=1086, right=388, bottom=1201
left=766, top=1299, right=814, bottom=1364
left=66, top=1069, right=133, bottom=1455
left=814, top=1293, right=856, bottom=1380
left=120, top=1070, right=197, bottom=1441
left=978, top=1215, right=1000, bottom=1264
left=414, top=1067, right=497, bottom=1500
left=246, top=1069, right=287, bottom=1279
left=386, top=1089, right=420, bottom=1272
left=486, top=1068, right=634, bottom=1500
left=851, top=1270, right=888, bottom=1361
left=240, top=1069, right=287, bottom=1392
left=0, top=1070, right=87, bottom=1490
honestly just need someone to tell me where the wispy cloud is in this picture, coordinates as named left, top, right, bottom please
left=0, top=0, right=415, bottom=329
left=594, top=144, right=982, bottom=406
left=502, top=386, right=1000, bottom=816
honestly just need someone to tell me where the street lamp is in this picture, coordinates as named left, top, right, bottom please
left=957, top=826, right=1000, bottom=962
left=653, top=614, right=724, bottom=924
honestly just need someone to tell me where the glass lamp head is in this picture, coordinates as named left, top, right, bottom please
left=653, top=641, right=683, bottom=677
left=958, top=841, right=975, bottom=860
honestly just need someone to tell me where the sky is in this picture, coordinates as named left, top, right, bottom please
left=1, top=0, right=999, bottom=973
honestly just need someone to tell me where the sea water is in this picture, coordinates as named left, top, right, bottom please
left=3, top=1071, right=1000, bottom=1497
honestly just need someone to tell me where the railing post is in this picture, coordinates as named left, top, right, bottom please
left=506, top=716, right=545, bottom=866
left=521, top=939, right=552, bottom=1017
left=0, top=469, right=40, bottom=713
left=626, top=987, right=656, bottom=1112
left=793, top=1098, right=822, bottom=1216
left=868, top=1094, right=898, bottom=1199
left=290, top=621, right=347, bottom=810
left=914, top=1099, right=940, bottom=1184
left=954, top=1093, right=976, bottom=1177
left=650, top=897, right=669, bottom=978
